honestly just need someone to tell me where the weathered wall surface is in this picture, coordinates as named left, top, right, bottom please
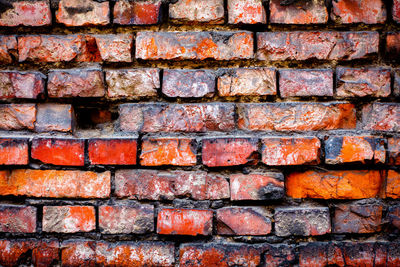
left=0, top=0, right=400, bottom=266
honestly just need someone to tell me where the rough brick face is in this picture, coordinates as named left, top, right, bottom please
left=35, top=104, right=74, bottom=133
left=331, top=0, right=386, bottom=24
left=0, top=71, right=45, bottom=99
left=95, top=34, right=133, bottom=62
left=0, top=138, right=28, bottom=165
left=333, top=204, right=382, bottom=233
left=169, top=0, right=224, bottom=24
left=56, top=0, right=110, bottom=26
left=388, top=138, right=400, bottom=165
left=0, top=36, right=17, bottom=63
left=395, top=69, right=400, bottom=96
left=0, top=104, right=36, bottom=131
left=228, top=0, right=266, bottom=24
left=386, top=32, right=400, bottom=58
left=43, top=206, right=96, bottom=233
left=88, top=138, right=137, bottom=165
left=114, top=0, right=161, bottom=25
left=61, top=240, right=96, bottom=266
left=361, top=103, right=400, bottom=131
left=0, top=205, right=36, bottom=233
left=270, top=0, right=328, bottom=24
left=394, top=0, right=400, bottom=23
left=0, top=1, right=51, bottom=27
left=388, top=206, right=400, bottom=229
left=386, top=170, right=400, bottom=199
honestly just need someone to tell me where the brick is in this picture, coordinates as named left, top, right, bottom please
left=386, top=170, right=400, bottom=199
left=114, top=0, right=161, bottom=25
left=0, top=104, right=36, bottom=131
left=279, top=69, right=333, bottom=97
left=119, top=103, right=235, bottom=133
left=35, top=104, right=74, bottom=133
left=395, top=70, right=400, bottom=96
left=99, top=204, right=154, bottom=234
left=216, top=207, right=271, bottom=235
left=262, top=137, right=321, bottom=166
left=136, top=31, right=254, bottom=60
left=115, top=170, right=229, bottom=200
left=88, top=138, right=137, bottom=165
left=31, top=138, right=85, bottom=166
left=0, top=71, right=45, bottom=99
left=61, top=240, right=96, bottom=267
left=202, top=138, right=259, bottom=167
left=394, top=0, right=400, bottom=23
left=179, top=243, right=260, bottom=267
left=257, top=31, right=379, bottom=61
left=230, top=172, right=284, bottom=200
left=228, top=0, right=266, bottom=24
left=361, top=103, right=400, bottom=131
left=217, top=68, right=276, bottom=96
left=275, top=207, right=330, bottom=236
left=48, top=69, right=105, bottom=98
left=0, top=205, right=36, bottom=233
left=388, top=138, right=400, bottom=165
left=43, top=206, right=95, bottom=233
left=169, top=0, right=224, bottom=24
left=56, top=0, right=109, bottom=26
left=286, top=170, right=382, bottom=199
left=157, top=208, right=213, bottom=236
left=0, top=138, right=28, bottom=165
left=386, top=32, right=400, bottom=58
left=140, top=137, right=196, bottom=166
left=162, top=69, right=215, bottom=98
left=270, top=0, right=328, bottom=24
left=260, top=244, right=296, bottom=267
left=238, top=102, right=356, bottom=131
left=388, top=206, right=400, bottom=229
left=336, top=67, right=391, bottom=97
left=0, top=1, right=51, bottom=26
left=333, top=204, right=382, bottom=233
left=32, top=240, right=60, bottom=267
left=331, top=0, right=386, bottom=24
left=105, top=68, right=159, bottom=98
left=0, top=169, right=111, bottom=198
left=94, top=34, right=133, bottom=62
left=388, top=243, right=400, bottom=266
left=325, top=136, right=385, bottom=164
left=0, top=36, right=17, bottom=63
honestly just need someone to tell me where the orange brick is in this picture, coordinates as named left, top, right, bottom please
left=88, top=138, right=137, bottom=165
left=0, top=138, right=28, bottom=165
left=43, top=206, right=95, bottom=233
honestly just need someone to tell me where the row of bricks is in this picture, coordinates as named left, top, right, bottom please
left=1, top=102, right=399, bottom=132
left=0, top=203, right=397, bottom=236
left=1, top=31, right=400, bottom=63
left=1, top=239, right=400, bottom=267
left=0, top=169, right=399, bottom=200
left=1, top=67, right=400, bottom=99
left=1, top=0, right=399, bottom=27
left=1, top=135, right=399, bottom=166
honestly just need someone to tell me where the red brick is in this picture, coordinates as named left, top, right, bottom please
left=114, top=0, right=162, bottom=25
left=202, top=138, right=258, bottom=167
left=388, top=206, right=400, bottom=229
left=262, top=137, right=321, bottom=166
left=0, top=71, right=44, bottom=99
left=96, top=241, right=175, bottom=266
left=275, top=207, right=331, bottom=236
left=331, top=0, right=386, bottom=24
left=56, top=0, right=110, bottom=26
left=119, top=103, right=235, bottom=133
left=228, top=0, right=266, bottom=24
left=260, top=244, right=296, bottom=267
left=61, top=240, right=96, bottom=267
left=336, top=67, right=391, bottom=97
left=0, top=104, right=36, bottom=131
left=32, top=240, right=60, bottom=267
left=48, top=69, right=105, bottom=98
left=386, top=32, right=400, bottom=58
left=105, top=68, right=159, bottom=98
left=43, top=206, right=95, bottom=233
left=217, top=68, right=276, bottom=96
left=361, top=103, right=400, bottom=131
left=31, top=138, right=84, bottom=166
left=388, top=243, right=400, bottom=266
left=325, top=136, right=385, bottom=164
left=157, top=208, right=213, bottom=236
left=0, top=138, right=28, bottom=165
left=169, top=0, right=224, bottom=24
left=386, top=170, right=400, bottom=199
left=88, top=138, right=137, bottom=165
left=238, top=102, right=356, bottom=131
left=0, top=1, right=50, bottom=27
left=0, top=36, right=17, bottom=63
left=179, top=243, right=260, bottom=267
left=35, top=104, right=74, bottom=133
left=270, top=0, right=328, bottom=24
left=94, top=34, right=133, bottom=62
left=279, top=69, right=333, bottom=97
left=394, top=0, right=400, bottom=23
left=286, top=170, right=382, bottom=199
left=216, top=207, right=271, bottom=235
left=115, top=169, right=229, bottom=200
left=257, top=31, right=379, bottom=61
left=140, top=138, right=196, bottom=166
left=333, top=204, right=382, bottom=233
left=136, top=31, right=254, bottom=60
left=230, top=172, right=284, bottom=200
left=99, top=204, right=153, bottom=234
left=0, top=205, right=36, bottom=233
left=0, top=169, right=110, bottom=198
left=395, top=69, right=400, bottom=96
left=389, top=138, right=400, bottom=165
left=162, top=69, right=215, bottom=98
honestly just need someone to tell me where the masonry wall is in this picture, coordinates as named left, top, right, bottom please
left=0, top=0, right=400, bottom=266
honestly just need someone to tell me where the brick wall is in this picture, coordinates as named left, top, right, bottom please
left=0, top=0, right=399, bottom=266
